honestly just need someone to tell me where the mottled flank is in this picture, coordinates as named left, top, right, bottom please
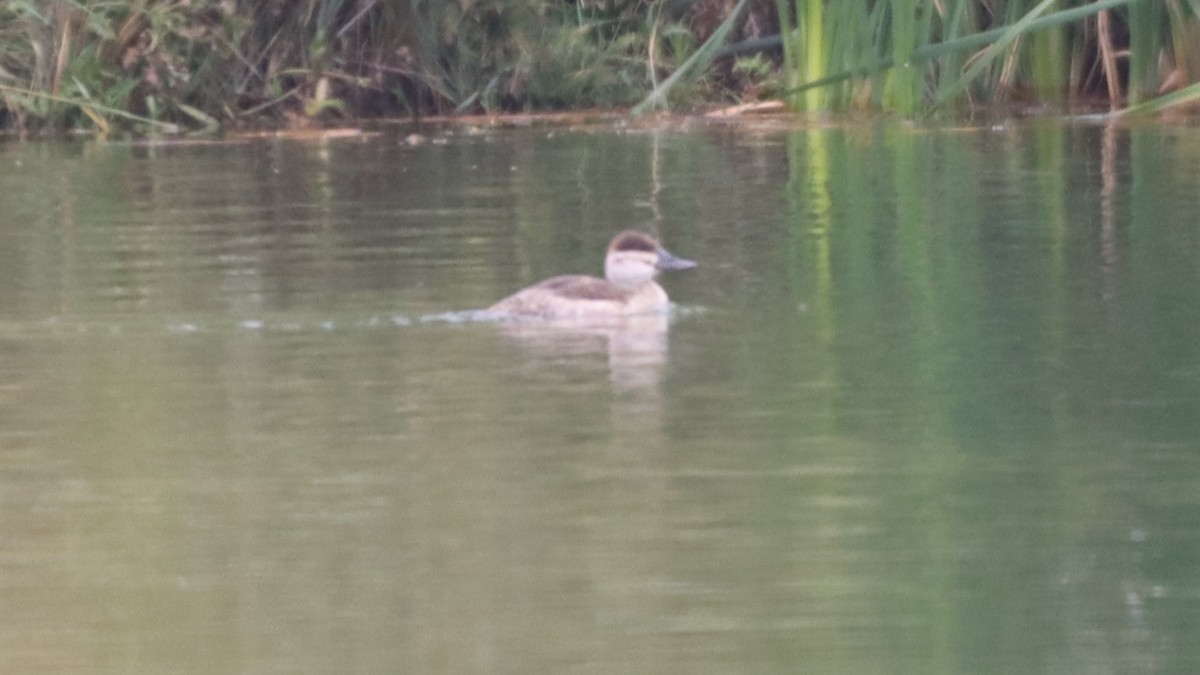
left=536, top=275, right=631, bottom=301
left=488, top=275, right=632, bottom=318
left=609, top=230, right=659, bottom=253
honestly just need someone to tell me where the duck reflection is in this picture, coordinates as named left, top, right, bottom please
left=492, top=312, right=670, bottom=393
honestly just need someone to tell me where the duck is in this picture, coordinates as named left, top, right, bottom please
left=488, top=230, right=696, bottom=319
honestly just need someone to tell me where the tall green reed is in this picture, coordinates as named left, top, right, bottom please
left=775, top=0, right=1200, bottom=117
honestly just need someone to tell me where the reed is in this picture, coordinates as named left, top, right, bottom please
left=776, top=0, right=1200, bottom=117
left=1125, top=0, right=1166, bottom=104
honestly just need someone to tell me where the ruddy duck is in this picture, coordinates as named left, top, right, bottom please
left=488, top=230, right=696, bottom=318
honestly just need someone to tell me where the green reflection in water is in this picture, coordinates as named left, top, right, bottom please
left=764, top=121, right=1200, bottom=674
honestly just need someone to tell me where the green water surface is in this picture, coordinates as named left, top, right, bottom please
left=1, top=120, right=1199, bottom=674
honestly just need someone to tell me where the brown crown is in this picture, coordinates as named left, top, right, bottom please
left=608, top=230, right=659, bottom=254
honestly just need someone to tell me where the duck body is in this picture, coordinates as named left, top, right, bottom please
left=488, top=273, right=669, bottom=318
left=488, top=231, right=695, bottom=319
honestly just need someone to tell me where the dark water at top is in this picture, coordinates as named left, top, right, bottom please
left=2, top=119, right=1200, bottom=673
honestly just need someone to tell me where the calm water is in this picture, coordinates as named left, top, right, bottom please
left=3, top=120, right=1200, bottom=673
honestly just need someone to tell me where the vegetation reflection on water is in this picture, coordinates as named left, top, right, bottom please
left=2, top=122, right=1200, bottom=673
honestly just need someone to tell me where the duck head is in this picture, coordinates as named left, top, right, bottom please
left=603, top=230, right=697, bottom=289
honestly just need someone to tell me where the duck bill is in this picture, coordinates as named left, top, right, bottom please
left=656, top=248, right=697, bottom=271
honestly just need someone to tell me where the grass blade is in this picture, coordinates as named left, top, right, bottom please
left=632, top=0, right=750, bottom=115
left=0, top=82, right=179, bottom=132
left=1113, top=80, right=1200, bottom=116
